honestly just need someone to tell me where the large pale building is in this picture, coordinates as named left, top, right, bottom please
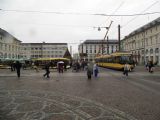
left=0, top=28, right=71, bottom=61
left=0, top=28, right=22, bottom=60
left=121, top=17, right=160, bottom=65
left=21, top=43, right=68, bottom=59
left=79, top=39, right=118, bottom=61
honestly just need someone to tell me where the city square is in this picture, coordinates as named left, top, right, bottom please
left=0, top=66, right=160, bottom=120
left=1, top=0, right=160, bottom=120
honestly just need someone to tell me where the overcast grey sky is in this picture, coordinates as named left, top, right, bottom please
left=0, top=0, right=160, bottom=53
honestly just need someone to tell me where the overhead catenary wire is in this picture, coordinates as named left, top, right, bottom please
left=98, top=1, right=125, bottom=26
left=122, top=1, right=159, bottom=27
left=101, top=1, right=124, bottom=23
left=0, top=8, right=160, bottom=17
left=0, top=22, right=99, bottom=29
left=109, top=1, right=159, bottom=38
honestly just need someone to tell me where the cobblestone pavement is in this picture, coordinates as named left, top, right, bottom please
left=0, top=90, right=136, bottom=120
left=0, top=67, right=160, bottom=120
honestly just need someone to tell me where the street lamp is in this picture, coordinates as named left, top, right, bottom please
left=96, top=21, right=113, bottom=55
left=143, top=29, right=146, bottom=65
left=79, top=40, right=84, bottom=61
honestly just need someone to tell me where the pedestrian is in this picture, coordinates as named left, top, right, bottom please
left=34, top=61, right=39, bottom=72
left=87, top=62, right=93, bottom=79
left=123, top=62, right=130, bottom=77
left=148, top=61, right=154, bottom=73
left=81, top=61, right=85, bottom=71
left=64, top=62, right=67, bottom=71
left=15, top=61, right=22, bottom=78
left=93, top=63, right=99, bottom=77
left=57, top=62, right=64, bottom=73
left=145, top=61, right=149, bottom=70
left=10, top=62, right=14, bottom=71
left=22, top=63, right=27, bottom=70
left=13, top=61, right=16, bottom=71
left=43, top=63, right=50, bottom=78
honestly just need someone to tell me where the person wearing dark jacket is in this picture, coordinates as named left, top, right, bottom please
left=15, top=61, right=22, bottom=78
left=87, top=62, right=93, bottom=79
left=43, top=63, right=50, bottom=78
left=148, top=61, right=154, bottom=73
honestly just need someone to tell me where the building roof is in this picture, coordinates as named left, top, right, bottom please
left=0, top=28, right=21, bottom=42
left=21, top=43, right=68, bottom=45
left=82, top=39, right=118, bottom=44
left=123, top=17, right=160, bottom=40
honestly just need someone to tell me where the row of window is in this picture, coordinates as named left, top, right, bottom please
left=133, top=48, right=159, bottom=55
left=28, top=47, right=66, bottom=50
left=85, top=48, right=117, bottom=54
left=145, top=48, right=159, bottom=54
left=31, top=51, right=63, bottom=54
left=129, top=26, right=159, bottom=40
left=0, top=44, right=20, bottom=51
left=124, top=34, right=159, bottom=50
left=96, top=56, right=133, bottom=64
left=31, top=55, right=63, bottom=58
left=0, top=53, right=20, bottom=59
left=82, top=45, right=118, bottom=49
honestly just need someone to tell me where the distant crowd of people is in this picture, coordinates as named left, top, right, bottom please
left=8, top=59, right=157, bottom=79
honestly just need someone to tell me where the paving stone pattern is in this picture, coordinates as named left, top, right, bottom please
left=0, top=89, right=137, bottom=120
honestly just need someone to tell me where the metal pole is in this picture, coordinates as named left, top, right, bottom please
left=82, top=43, right=83, bottom=61
left=102, top=21, right=113, bottom=55
left=107, top=36, right=109, bottom=54
left=101, top=40, right=103, bottom=54
left=118, top=24, right=121, bottom=51
left=144, top=30, right=146, bottom=65
left=104, top=21, right=113, bottom=40
left=82, top=43, right=83, bottom=54
left=41, top=43, right=43, bottom=58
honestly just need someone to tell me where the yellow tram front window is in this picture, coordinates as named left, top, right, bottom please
left=120, top=56, right=133, bottom=64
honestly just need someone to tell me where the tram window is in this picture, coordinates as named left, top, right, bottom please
left=112, top=57, right=115, bottom=63
left=120, top=56, right=130, bottom=64
left=104, top=58, right=107, bottom=62
left=120, top=56, right=134, bottom=64
left=108, top=58, right=112, bottom=63
left=114, top=57, right=120, bottom=63
left=102, top=58, right=105, bottom=62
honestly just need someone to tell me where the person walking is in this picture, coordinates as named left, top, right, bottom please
left=57, top=62, right=64, bottom=73
left=15, top=61, right=22, bottom=78
left=123, top=62, right=130, bottom=77
left=12, top=61, right=16, bottom=71
left=10, top=62, right=14, bottom=71
left=148, top=61, right=154, bottom=73
left=34, top=61, right=39, bottom=72
left=43, top=63, right=50, bottom=78
left=87, top=62, right=93, bottom=79
left=93, top=63, right=99, bottom=77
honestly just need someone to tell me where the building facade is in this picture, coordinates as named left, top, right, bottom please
left=0, top=28, right=22, bottom=60
left=21, top=43, right=68, bottom=59
left=79, top=39, right=118, bottom=61
left=121, top=17, right=160, bottom=65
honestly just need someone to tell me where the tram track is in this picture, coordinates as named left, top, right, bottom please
left=101, top=68, right=160, bottom=96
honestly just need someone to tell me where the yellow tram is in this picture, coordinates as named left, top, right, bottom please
left=95, top=52, right=135, bottom=70
left=32, top=57, right=70, bottom=69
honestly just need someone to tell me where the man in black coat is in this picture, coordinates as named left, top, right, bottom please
left=15, top=61, right=22, bottom=78
left=43, top=63, right=50, bottom=78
